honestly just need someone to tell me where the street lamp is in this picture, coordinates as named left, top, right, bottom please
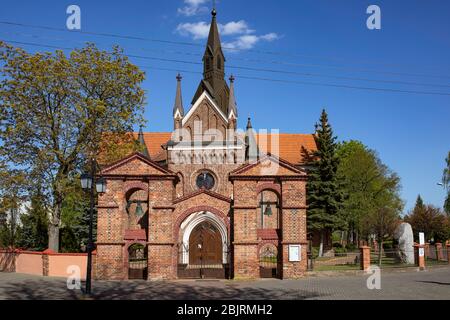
left=80, top=158, right=106, bottom=295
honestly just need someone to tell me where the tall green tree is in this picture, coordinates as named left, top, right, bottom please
left=442, top=151, right=450, bottom=215
left=360, top=158, right=403, bottom=265
left=0, top=42, right=146, bottom=251
left=335, top=139, right=403, bottom=263
left=336, top=140, right=403, bottom=247
left=305, top=109, right=343, bottom=256
left=336, top=141, right=376, bottom=245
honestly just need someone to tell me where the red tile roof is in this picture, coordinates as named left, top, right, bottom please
left=133, top=132, right=317, bottom=165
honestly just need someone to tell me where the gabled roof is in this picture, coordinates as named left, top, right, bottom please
left=101, top=152, right=175, bottom=176
left=229, top=153, right=307, bottom=178
left=173, top=188, right=232, bottom=204
left=183, top=91, right=228, bottom=126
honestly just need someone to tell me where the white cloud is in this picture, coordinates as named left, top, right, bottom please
left=259, top=32, right=279, bottom=42
left=176, top=20, right=254, bottom=40
left=176, top=22, right=210, bottom=40
left=177, top=0, right=209, bottom=17
left=175, top=17, right=280, bottom=51
left=220, top=21, right=254, bottom=36
left=223, top=33, right=280, bottom=51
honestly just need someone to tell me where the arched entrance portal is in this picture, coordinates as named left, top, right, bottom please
left=178, top=211, right=229, bottom=279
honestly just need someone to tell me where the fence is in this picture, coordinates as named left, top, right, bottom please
left=425, top=243, right=448, bottom=266
left=308, top=243, right=450, bottom=272
left=0, top=248, right=94, bottom=280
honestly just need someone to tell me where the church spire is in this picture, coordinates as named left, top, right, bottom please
left=173, top=73, right=184, bottom=130
left=204, top=7, right=223, bottom=62
left=138, top=125, right=150, bottom=159
left=191, top=6, right=229, bottom=114
left=173, top=73, right=184, bottom=118
left=228, top=75, right=237, bottom=120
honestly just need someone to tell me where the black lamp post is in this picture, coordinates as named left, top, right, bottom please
left=80, top=158, right=106, bottom=295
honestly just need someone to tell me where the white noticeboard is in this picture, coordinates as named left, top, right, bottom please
left=288, top=245, right=301, bottom=262
left=419, top=232, right=425, bottom=245
left=418, top=232, right=425, bottom=257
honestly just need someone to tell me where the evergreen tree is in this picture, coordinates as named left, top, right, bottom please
left=60, top=178, right=91, bottom=252
left=404, top=195, right=449, bottom=242
left=16, top=192, right=48, bottom=251
left=306, top=109, right=343, bottom=256
left=415, top=195, right=424, bottom=210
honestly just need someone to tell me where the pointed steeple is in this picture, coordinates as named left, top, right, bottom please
left=138, top=125, right=150, bottom=158
left=173, top=73, right=184, bottom=119
left=192, top=7, right=229, bottom=114
left=245, top=117, right=258, bottom=162
left=228, top=75, right=238, bottom=120
left=246, top=117, right=253, bottom=130
left=204, top=8, right=223, bottom=63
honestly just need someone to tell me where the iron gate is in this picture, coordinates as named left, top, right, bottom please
left=177, top=243, right=230, bottom=279
left=128, top=243, right=148, bottom=280
left=259, top=244, right=279, bottom=278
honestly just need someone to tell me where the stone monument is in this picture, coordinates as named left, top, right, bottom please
left=394, top=222, right=415, bottom=264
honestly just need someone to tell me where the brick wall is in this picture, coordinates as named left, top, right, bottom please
left=96, top=245, right=125, bottom=280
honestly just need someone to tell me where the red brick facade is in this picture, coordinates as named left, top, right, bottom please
left=95, top=152, right=310, bottom=280
left=95, top=10, right=314, bottom=281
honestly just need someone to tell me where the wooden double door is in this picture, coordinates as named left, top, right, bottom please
left=189, top=221, right=222, bottom=266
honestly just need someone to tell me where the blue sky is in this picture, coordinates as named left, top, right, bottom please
left=1, top=0, right=449, bottom=213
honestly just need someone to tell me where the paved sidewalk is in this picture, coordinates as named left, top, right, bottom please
left=0, top=266, right=449, bottom=300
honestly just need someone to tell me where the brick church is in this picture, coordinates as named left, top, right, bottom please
left=95, top=9, right=317, bottom=280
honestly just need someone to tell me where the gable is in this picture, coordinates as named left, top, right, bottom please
left=173, top=189, right=231, bottom=205
left=101, top=153, right=173, bottom=176
left=183, top=91, right=228, bottom=128
left=230, top=155, right=306, bottom=177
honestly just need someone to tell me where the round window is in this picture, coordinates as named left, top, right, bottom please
left=196, top=171, right=215, bottom=190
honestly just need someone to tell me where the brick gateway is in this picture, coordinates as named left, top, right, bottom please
left=95, top=9, right=314, bottom=280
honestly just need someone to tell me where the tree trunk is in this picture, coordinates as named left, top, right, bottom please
left=48, top=223, right=59, bottom=252
left=377, top=239, right=383, bottom=267
left=48, top=202, right=62, bottom=252
left=318, top=230, right=324, bottom=257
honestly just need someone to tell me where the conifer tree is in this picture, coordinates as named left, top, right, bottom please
left=17, top=191, right=48, bottom=251
left=306, top=109, right=343, bottom=256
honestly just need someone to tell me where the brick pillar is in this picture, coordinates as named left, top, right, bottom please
left=414, top=244, right=426, bottom=270
left=447, top=244, right=450, bottom=265
left=435, top=243, right=442, bottom=261
left=360, top=246, right=370, bottom=271
left=42, top=253, right=49, bottom=276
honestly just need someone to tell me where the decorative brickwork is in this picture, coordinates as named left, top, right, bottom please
left=95, top=10, right=313, bottom=281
